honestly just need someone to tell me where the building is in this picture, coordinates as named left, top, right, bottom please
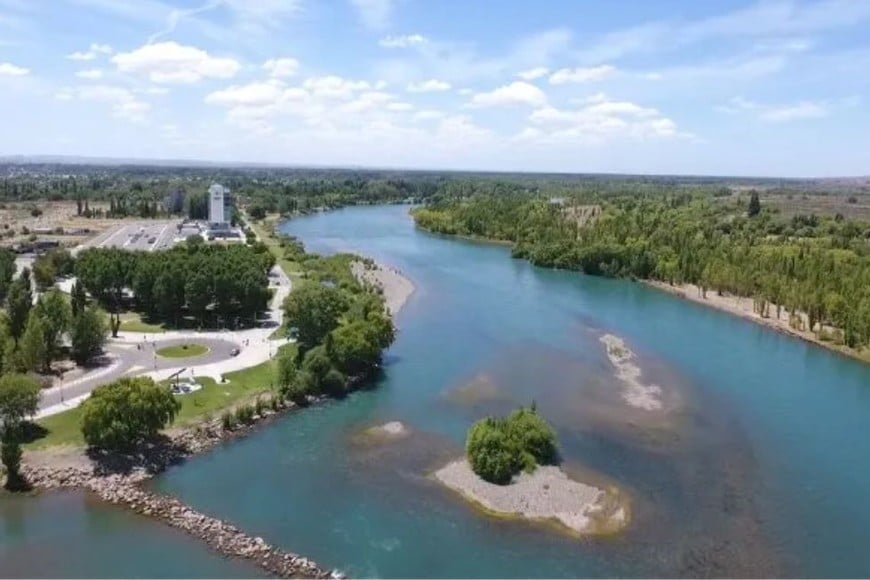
left=208, top=183, right=233, bottom=226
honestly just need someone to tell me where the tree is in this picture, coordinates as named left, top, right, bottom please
left=329, top=320, right=382, bottom=376
left=19, top=313, right=48, bottom=373
left=70, top=281, right=87, bottom=318
left=32, top=254, right=57, bottom=291
left=185, top=272, right=210, bottom=326
left=282, top=283, right=346, bottom=354
left=34, top=289, right=71, bottom=366
left=747, top=191, right=761, bottom=217
left=71, top=307, right=107, bottom=365
left=6, top=271, right=33, bottom=344
left=465, top=406, right=558, bottom=485
left=0, top=248, right=15, bottom=303
left=0, top=373, right=40, bottom=429
left=80, top=377, right=181, bottom=451
left=2, top=439, right=23, bottom=490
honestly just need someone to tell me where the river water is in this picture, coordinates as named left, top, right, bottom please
left=3, top=204, right=870, bottom=577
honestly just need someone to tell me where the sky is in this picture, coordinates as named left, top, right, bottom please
left=1, top=0, right=869, bottom=177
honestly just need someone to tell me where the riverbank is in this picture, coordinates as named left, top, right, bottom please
left=20, top=395, right=338, bottom=578
left=434, top=459, right=628, bottom=536
left=646, top=281, right=870, bottom=364
left=351, top=260, right=415, bottom=316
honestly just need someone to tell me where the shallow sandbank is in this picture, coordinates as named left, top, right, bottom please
left=351, top=261, right=414, bottom=316
left=434, top=459, right=628, bottom=536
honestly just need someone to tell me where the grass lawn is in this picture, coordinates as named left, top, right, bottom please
left=25, top=344, right=296, bottom=450
left=97, top=308, right=167, bottom=334
left=156, top=343, right=210, bottom=358
left=249, top=218, right=303, bottom=281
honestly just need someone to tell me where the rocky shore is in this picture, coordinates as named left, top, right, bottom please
left=434, top=459, right=629, bottom=536
left=21, top=399, right=341, bottom=579
left=351, top=260, right=415, bottom=316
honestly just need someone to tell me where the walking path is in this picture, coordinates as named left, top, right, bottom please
left=37, top=263, right=292, bottom=418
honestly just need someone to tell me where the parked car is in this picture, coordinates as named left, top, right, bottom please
left=230, top=347, right=240, bottom=356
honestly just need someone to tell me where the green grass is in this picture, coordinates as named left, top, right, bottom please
left=97, top=308, right=167, bottom=334
left=156, top=343, right=210, bottom=358
left=25, top=344, right=297, bottom=450
left=250, top=218, right=303, bottom=280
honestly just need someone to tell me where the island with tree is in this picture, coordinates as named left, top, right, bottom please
left=435, top=405, right=629, bottom=536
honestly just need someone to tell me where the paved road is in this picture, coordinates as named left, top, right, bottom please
left=37, top=262, right=293, bottom=417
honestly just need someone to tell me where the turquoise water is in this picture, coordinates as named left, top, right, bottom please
left=4, top=204, right=870, bottom=577
left=147, top=205, right=870, bottom=578
left=0, top=491, right=262, bottom=578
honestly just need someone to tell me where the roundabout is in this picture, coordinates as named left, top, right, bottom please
left=156, top=343, right=210, bottom=358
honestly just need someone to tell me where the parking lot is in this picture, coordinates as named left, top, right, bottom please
left=87, top=220, right=183, bottom=252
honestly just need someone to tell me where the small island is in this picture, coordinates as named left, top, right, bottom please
left=435, top=406, right=629, bottom=536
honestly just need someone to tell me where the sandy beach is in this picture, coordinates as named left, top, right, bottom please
left=646, top=281, right=870, bottom=363
left=434, top=459, right=628, bottom=536
left=600, top=334, right=664, bottom=411
left=351, top=261, right=415, bottom=316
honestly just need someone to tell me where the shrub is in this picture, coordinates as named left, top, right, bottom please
left=221, top=410, right=237, bottom=431
left=235, top=404, right=255, bottom=425
left=254, top=396, right=267, bottom=416
left=270, top=395, right=282, bottom=412
left=465, top=406, right=558, bottom=485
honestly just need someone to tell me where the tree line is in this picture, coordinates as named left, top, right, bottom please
left=413, top=192, right=870, bottom=351
left=75, top=242, right=275, bottom=333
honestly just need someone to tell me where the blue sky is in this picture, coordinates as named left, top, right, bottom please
left=1, top=0, right=869, bottom=176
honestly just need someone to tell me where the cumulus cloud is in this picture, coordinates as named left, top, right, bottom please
left=262, top=57, right=299, bottom=78
left=549, top=64, right=616, bottom=84
left=66, top=43, right=113, bottom=61
left=517, top=67, right=549, bottom=80
left=111, top=41, right=240, bottom=84
left=55, top=84, right=150, bottom=122
left=75, top=69, right=103, bottom=79
left=718, top=96, right=829, bottom=122
left=303, top=75, right=372, bottom=98
left=523, top=97, right=685, bottom=142
left=467, top=81, right=547, bottom=108
left=379, top=34, right=428, bottom=48
left=406, top=79, right=451, bottom=93
left=0, top=62, right=29, bottom=76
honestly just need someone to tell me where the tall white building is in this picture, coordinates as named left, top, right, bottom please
left=208, top=183, right=229, bottom=224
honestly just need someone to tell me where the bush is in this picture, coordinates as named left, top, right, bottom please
left=254, top=396, right=267, bottom=416
left=80, top=377, right=180, bottom=451
left=221, top=410, right=237, bottom=431
left=465, top=406, right=558, bottom=485
left=235, top=404, right=255, bottom=425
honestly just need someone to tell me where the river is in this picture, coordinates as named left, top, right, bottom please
left=3, top=204, right=870, bottom=577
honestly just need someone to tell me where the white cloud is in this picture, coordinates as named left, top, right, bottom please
left=205, top=80, right=287, bottom=107
left=262, top=57, right=299, bottom=78
left=457, top=88, right=473, bottom=95
left=350, top=0, right=392, bottom=30
left=303, top=75, right=371, bottom=98
left=75, top=68, right=103, bottom=79
left=467, top=81, right=547, bottom=108
left=379, top=34, right=428, bottom=48
left=718, top=96, right=829, bottom=122
left=517, top=67, right=549, bottom=80
left=66, top=43, right=113, bottom=61
left=0, top=62, right=29, bottom=76
left=549, top=65, right=615, bottom=84
left=111, top=41, right=240, bottom=84
left=145, top=86, right=170, bottom=95
left=524, top=97, right=686, bottom=142
left=406, top=79, right=451, bottom=92
left=387, top=102, right=414, bottom=111
left=413, top=110, right=445, bottom=121
left=56, top=84, right=150, bottom=122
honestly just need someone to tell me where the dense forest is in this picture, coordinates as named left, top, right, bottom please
left=413, top=192, right=870, bottom=351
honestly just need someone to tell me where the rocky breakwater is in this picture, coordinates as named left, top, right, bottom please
left=21, top=406, right=341, bottom=579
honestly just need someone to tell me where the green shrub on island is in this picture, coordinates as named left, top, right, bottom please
left=465, top=406, right=558, bottom=485
left=80, top=377, right=180, bottom=451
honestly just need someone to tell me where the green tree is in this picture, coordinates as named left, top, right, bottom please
left=71, top=307, right=107, bottom=365
left=0, top=373, right=40, bottom=429
left=34, top=289, right=71, bottom=366
left=32, top=254, right=57, bottom=291
left=465, top=406, right=558, bottom=485
left=1, top=438, right=23, bottom=490
left=747, top=191, right=761, bottom=217
left=0, top=248, right=15, bottom=303
left=70, top=281, right=87, bottom=318
left=6, top=271, right=33, bottom=344
left=80, top=377, right=181, bottom=451
left=282, top=283, right=346, bottom=354
left=185, top=272, right=210, bottom=326
left=19, top=313, right=48, bottom=372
